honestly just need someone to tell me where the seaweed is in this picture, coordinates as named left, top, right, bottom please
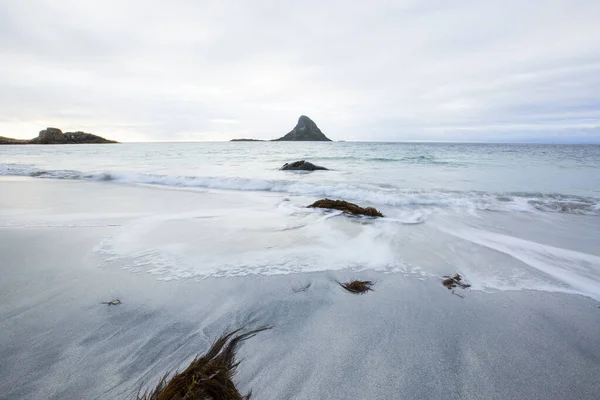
left=101, top=299, right=122, bottom=306
left=307, top=199, right=384, bottom=218
left=442, top=274, right=471, bottom=298
left=337, top=280, right=375, bottom=294
left=442, top=274, right=471, bottom=290
left=138, top=326, right=272, bottom=400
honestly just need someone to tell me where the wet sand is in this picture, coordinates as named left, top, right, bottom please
left=1, top=177, right=600, bottom=399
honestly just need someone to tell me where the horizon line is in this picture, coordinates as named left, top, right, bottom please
left=112, top=139, right=600, bottom=145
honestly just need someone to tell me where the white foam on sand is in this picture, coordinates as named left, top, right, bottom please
left=93, top=206, right=425, bottom=280
left=3, top=177, right=599, bottom=302
left=440, top=226, right=600, bottom=301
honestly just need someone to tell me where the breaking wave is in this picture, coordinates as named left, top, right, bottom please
left=1, top=163, right=599, bottom=215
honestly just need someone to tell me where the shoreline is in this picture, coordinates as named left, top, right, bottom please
left=2, top=223, right=599, bottom=399
left=1, top=177, right=600, bottom=399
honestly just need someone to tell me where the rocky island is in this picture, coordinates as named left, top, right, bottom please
left=0, top=127, right=117, bottom=144
left=273, top=115, right=332, bottom=141
left=231, top=115, right=332, bottom=142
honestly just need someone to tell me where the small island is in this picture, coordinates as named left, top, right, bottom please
left=0, top=127, right=118, bottom=144
left=231, top=115, right=332, bottom=142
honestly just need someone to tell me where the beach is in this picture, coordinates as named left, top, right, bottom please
left=3, top=0, right=600, bottom=397
left=1, top=175, right=600, bottom=399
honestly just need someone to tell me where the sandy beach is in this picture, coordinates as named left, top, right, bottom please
left=1, top=177, right=599, bottom=399
left=3, top=0, right=600, bottom=397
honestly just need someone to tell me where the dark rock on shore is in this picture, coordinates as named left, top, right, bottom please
left=281, top=160, right=328, bottom=171
left=307, top=199, right=384, bottom=217
left=273, top=115, right=332, bottom=141
left=0, top=127, right=117, bottom=145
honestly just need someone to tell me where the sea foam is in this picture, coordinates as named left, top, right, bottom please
left=2, top=163, right=599, bottom=215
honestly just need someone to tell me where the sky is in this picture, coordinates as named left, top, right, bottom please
left=1, top=0, right=599, bottom=143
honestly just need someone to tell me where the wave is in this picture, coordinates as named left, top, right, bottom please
left=267, top=155, right=463, bottom=165
left=1, top=163, right=599, bottom=215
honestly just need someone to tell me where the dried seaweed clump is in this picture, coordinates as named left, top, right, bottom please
left=442, top=274, right=471, bottom=290
left=337, top=280, right=375, bottom=294
left=138, top=326, right=271, bottom=400
left=307, top=199, right=384, bottom=217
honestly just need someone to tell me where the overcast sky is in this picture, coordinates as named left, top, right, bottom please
left=1, top=0, right=599, bottom=143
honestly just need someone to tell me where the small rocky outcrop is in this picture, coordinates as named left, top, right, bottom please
left=230, top=138, right=264, bottom=142
left=29, top=128, right=117, bottom=144
left=0, top=127, right=118, bottom=145
left=0, top=136, right=28, bottom=144
left=307, top=199, right=384, bottom=217
left=281, top=160, right=328, bottom=171
left=30, top=127, right=68, bottom=144
left=273, top=115, right=332, bottom=141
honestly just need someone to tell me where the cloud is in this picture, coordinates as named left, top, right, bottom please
left=0, top=0, right=599, bottom=142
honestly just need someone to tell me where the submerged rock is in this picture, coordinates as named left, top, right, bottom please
left=273, top=115, right=332, bottom=141
left=281, top=160, right=328, bottom=171
left=307, top=199, right=384, bottom=217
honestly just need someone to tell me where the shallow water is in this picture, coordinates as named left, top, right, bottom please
left=1, top=142, right=600, bottom=300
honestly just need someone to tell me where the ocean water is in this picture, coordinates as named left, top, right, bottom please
left=2, top=142, right=600, bottom=300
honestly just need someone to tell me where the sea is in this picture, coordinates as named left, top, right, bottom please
left=2, top=142, right=600, bottom=300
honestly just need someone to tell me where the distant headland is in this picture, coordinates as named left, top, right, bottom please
left=0, top=127, right=118, bottom=145
left=231, top=115, right=332, bottom=142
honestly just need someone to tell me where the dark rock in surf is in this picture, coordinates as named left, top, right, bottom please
left=307, top=199, right=384, bottom=217
left=273, top=115, right=332, bottom=141
left=281, top=160, right=328, bottom=171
